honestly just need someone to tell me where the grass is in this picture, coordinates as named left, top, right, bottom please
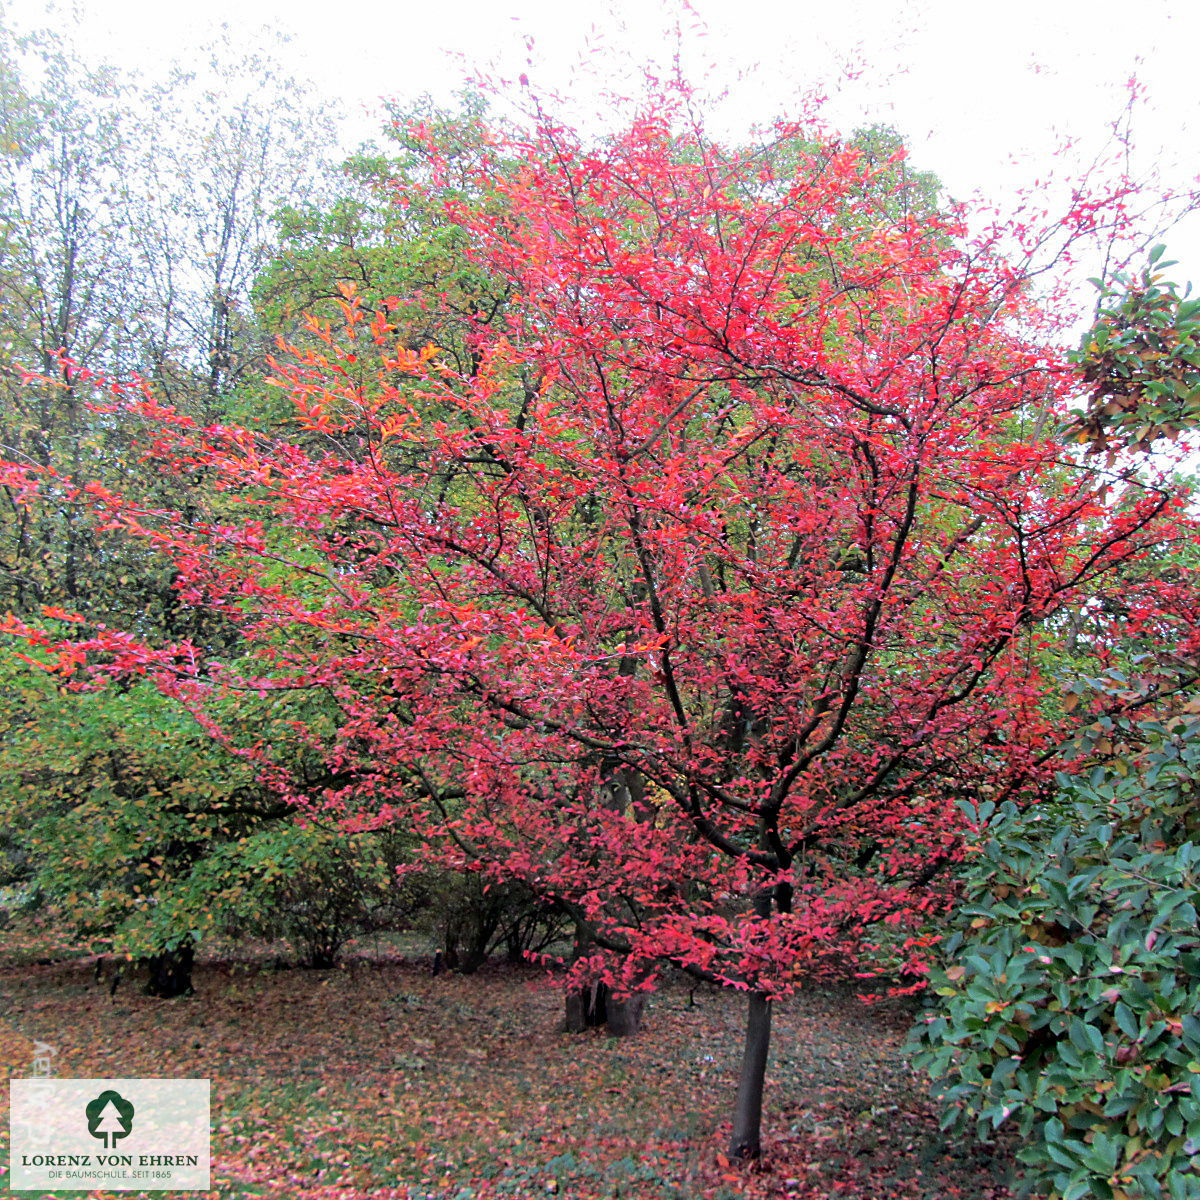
left=0, top=932, right=1018, bottom=1199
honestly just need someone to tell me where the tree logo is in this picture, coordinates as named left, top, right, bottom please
left=85, top=1089, right=135, bottom=1149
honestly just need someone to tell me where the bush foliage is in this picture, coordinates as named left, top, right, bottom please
left=911, top=709, right=1200, bottom=1200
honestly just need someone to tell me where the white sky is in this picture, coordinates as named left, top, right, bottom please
left=5, top=0, right=1200, bottom=284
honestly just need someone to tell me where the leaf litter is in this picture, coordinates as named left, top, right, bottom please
left=0, top=942, right=1016, bottom=1199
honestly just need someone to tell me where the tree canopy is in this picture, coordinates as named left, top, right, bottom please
left=3, top=78, right=1200, bottom=1160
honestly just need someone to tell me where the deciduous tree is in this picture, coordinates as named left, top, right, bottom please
left=5, top=85, right=1198, bottom=1157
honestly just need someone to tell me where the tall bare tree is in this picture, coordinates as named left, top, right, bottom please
left=128, top=29, right=336, bottom=418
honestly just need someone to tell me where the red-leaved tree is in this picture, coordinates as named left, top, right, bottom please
left=5, top=89, right=1199, bottom=1157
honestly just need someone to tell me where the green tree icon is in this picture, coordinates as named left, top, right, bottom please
left=85, top=1090, right=135, bottom=1149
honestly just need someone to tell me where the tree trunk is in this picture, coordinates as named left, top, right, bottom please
left=728, top=989, right=772, bottom=1159
left=303, top=944, right=339, bottom=969
left=564, top=979, right=608, bottom=1031
left=563, top=912, right=646, bottom=1036
left=505, top=926, right=525, bottom=963
left=143, top=945, right=194, bottom=999
left=458, top=910, right=498, bottom=974
left=458, top=940, right=490, bottom=974
left=605, top=993, right=646, bottom=1037
left=442, top=929, right=460, bottom=971
left=564, top=982, right=646, bottom=1037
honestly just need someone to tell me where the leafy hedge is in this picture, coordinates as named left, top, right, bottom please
left=910, top=720, right=1200, bottom=1200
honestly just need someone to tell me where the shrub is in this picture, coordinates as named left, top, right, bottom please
left=910, top=722, right=1200, bottom=1200
left=415, top=870, right=569, bottom=974
left=181, top=823, right=412, bottom=968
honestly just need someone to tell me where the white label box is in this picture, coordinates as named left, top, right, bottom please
left=10, top=1078, right=210, bottom=1191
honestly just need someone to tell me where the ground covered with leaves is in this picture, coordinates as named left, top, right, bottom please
left=0, top=934, right=1018, bottom=1199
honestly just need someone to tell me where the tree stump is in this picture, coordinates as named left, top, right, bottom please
left=565, top=979, right=608, bottom=1031
left=564, top=981, right=645, bottom=1036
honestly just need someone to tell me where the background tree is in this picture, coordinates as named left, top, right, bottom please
left=0, top=24, right=387, bottom=997
left=0, top=26, right=137, bottom=614
left=0, top=656, right=416, bottom=992
left=128, top=29, right=336, bottom=419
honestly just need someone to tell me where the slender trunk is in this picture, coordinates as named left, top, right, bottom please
left=728, top=989, right=772, bottom=1159
left=442, top=929, right=460, bottom=971
left=729, top=879, right=778, bottom=1159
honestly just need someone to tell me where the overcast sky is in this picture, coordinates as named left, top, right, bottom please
left=6, top=0, right=1200, bottom=283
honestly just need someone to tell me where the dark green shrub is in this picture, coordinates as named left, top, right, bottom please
left=910, top=721, right=1200, bottom=1200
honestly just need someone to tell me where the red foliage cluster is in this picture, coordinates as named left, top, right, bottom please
left=4, top=88, right=1198, bottom=1156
